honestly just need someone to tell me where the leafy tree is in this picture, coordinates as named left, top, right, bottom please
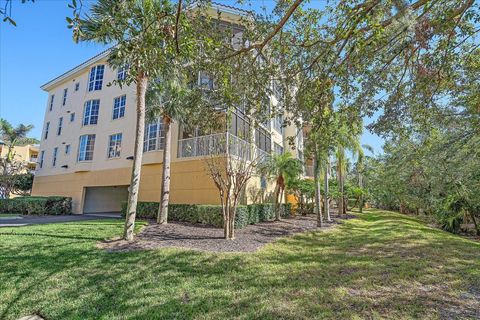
left=0, top=119, right=37, bottom=198
left=69, top=0, right=208, bottom=240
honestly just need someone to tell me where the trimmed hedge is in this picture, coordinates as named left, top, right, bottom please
left=121, top=202, right=292, bottom=229
left=0, top=196, right=72, bottom=215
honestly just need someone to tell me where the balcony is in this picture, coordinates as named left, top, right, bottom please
left=29, top=156, right=38, bottom=163
left=177, top=132, right=269, bottom=163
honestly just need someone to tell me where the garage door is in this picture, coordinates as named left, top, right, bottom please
left=83, top=186, right=129, bottom=214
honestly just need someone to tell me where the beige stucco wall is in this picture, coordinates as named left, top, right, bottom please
left=0, top=144, right=39, bottom=170
left=32, top=157, right=277, bottom=214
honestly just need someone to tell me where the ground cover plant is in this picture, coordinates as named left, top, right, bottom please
left=0, top=209, right=479, bottom=320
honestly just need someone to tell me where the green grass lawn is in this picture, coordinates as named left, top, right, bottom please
left=0, top=214, right=20, bottom=217
left=0, top=209, right=479, bottom=320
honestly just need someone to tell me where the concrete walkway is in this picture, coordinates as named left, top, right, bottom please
left=0, top=213, right=121, bottom=227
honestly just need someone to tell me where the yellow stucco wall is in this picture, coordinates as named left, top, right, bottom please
left=32, top=158, right=224, bottom=214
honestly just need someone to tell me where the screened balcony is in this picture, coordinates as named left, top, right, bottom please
left=177, top=132, right=269, bottom=163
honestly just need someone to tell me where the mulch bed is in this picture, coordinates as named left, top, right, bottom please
left=99, top=212, right=355, bottom=253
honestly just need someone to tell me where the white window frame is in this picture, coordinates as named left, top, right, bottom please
left=62, top=88, right=68, bottom=106
left=57, top=117, right=63, bottom=136
left=78, top=134, right=96, bottom=162
left=70, top=112, right=75, bottom=122
left=44, top=122, right=50, bottom=140
left=65, top=144, right=71, bottom=155
left=108, top=133, right=122, bottom=158
left=88, top=65, right=105, bottom=92
left=83, top=100, right=100, bottom=126
left=39, top=150, right=45, bottom=169
left=143, top=119, right=165, bottom=152
left=112, top=95, right=126, bottom=120
left=117, top=65, right=128, bottom=81
left=49, top=95, right=54, bottom=111
left=75, top=83, right=80, bottom=91
left=52, top=147, right=58, bottom=167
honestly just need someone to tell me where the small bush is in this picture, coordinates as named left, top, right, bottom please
left=121, top=202, right=292, bottom=229
left=0, top=196, right=72, bottom=215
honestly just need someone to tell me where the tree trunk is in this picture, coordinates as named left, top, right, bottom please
left=358, top=172, right=363, bottom=213
left=228, top=205, right=236, bottom=240
left=123, top=73, right=148, bottom=241
left=469, top=211, right=480, bottom=236
left=337, top=162, right=344, bottom=217
left=157, top=116, right=172, bottom=224
left=223, top=200, right=230, bottom=239
left=313, top=155, right=323, bottom=227
left=324, top=160, right=331, bottom=222
left=274, top=179, right=282, bottom=221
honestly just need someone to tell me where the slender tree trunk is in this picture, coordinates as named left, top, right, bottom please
left=324, top=159, right=331, bottom=222
left=313, top=154, right=323, bottom=227
left=358, top=172, right=363, bottom=213
left=469, top=210, right=480, bottom=236
left=158, top=116, right=172, bottom=224
left=223, top=199, right=230, bottom=239
left=123, top=73, right=148, bottom=241
left=228, top=203, right=236, bottom=240
left=274, top=179, right=282, bottom=221
left=337, top=161, right=344, bottom=217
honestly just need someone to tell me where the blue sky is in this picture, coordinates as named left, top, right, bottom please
left=0, top=0, right=383, bottom=155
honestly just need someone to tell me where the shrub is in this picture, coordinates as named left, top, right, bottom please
left=0, top=196, right=72, bottom=215
left=120, top=202, right=292, bottom=229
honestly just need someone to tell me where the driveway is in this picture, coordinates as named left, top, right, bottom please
left=0, top=213, right=121, bottom=227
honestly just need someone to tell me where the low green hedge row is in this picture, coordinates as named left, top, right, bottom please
left=0, top=196, right=72, bottom=215
left=121, top=202, right=292, bottom=229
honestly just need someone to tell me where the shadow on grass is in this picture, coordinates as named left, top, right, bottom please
left=0, top=209, right=479, bottom=319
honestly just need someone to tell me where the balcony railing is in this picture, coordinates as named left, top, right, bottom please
left=177, top=132, right=270, bottom=163
left=29, top=156, right=38, bottom=163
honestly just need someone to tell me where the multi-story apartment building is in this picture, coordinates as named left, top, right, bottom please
left=32, top=4, right=305, bottom=214
left=0, top=143, right=39, bottom=172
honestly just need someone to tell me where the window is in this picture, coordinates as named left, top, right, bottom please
left=78, top=134, right=96, bottom=161
left=260, top=175, right=267, bottom=190
left=62, top=88, right=68, bottom=106
left=65, top=144, right=71, bottom=155
left=228, top=111, right=251, bottom=140
left=83, top=100, right=100, bottom=125
left=39, top=151, right=45, bottom=169
left=70, top=112, right=75, bottom=122
left=255, top=127, right=271, bottom=153
left=88, top=65, right=105, bottom=91
left=274, top=142, right=284, bottom=155
left=52, top=147, right=58, bottom=167
left=198, top=71, right=214, bottom=89
left=117, top=65, right=128, bottom=80
left=57, top=117, right=63, bottom=136
left=113, top=95, right=126, bottom=120
left=108, top=133, right=122, bottom=158
left=75, top=83, right=80, bottom=91
left=49, top=95, right=55, bottom=111
left=44, top=122, right=50, bottom=140
left=273, top=114, right=283, bottom=133
left=143, top=119, right=165, bottom=152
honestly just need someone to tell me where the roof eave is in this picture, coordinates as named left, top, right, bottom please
left=40, top=48, right=111, bottom=92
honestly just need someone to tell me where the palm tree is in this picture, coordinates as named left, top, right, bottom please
left=71, top=0, right=183, bottom=241
left=0, top=119, right=38, bottom=163
left=356, top=144, right=374, bottom=213
left=146, top=74, right=190, bottom=225
left=262, top=152, right=302, bottom=220
left=334, top=120, right=362, bottom=216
